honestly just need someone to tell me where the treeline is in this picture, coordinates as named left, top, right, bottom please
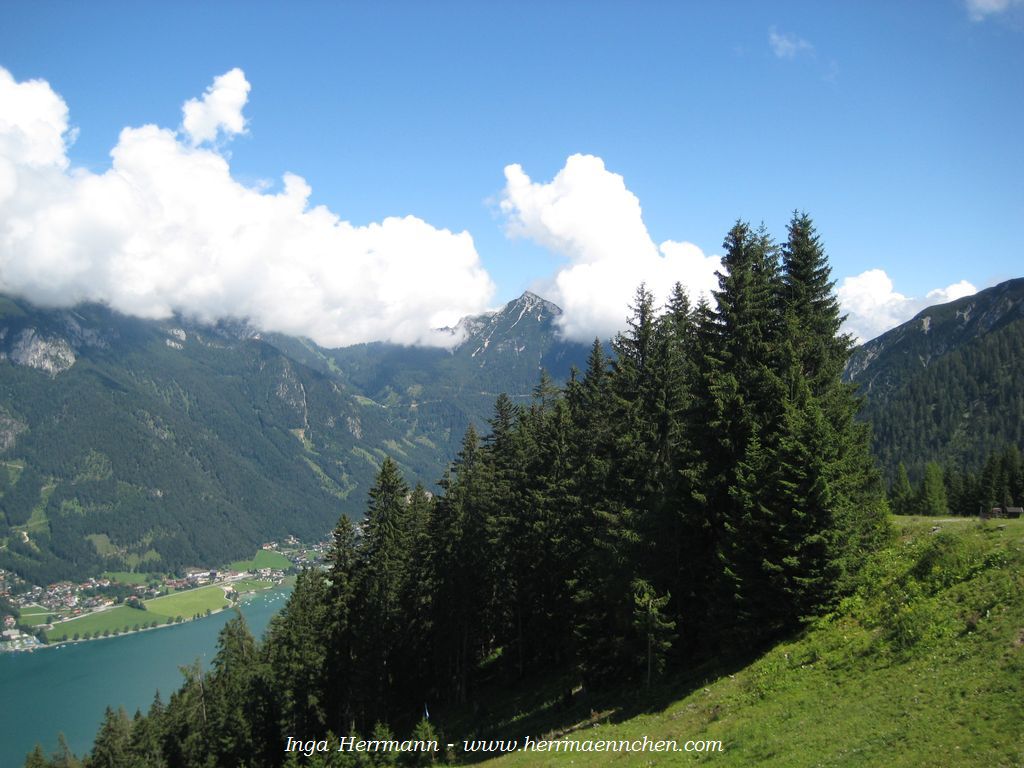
left=890, top=444, right=1024, bottom=516
left=30, top=214, right=891, bottom=767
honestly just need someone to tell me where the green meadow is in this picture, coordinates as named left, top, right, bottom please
left=44, top=584, right=230, bottom=641
left=142, top=584, right=230, bottom=618
left=102, top=571, right=159, bottom=585
left=228, top=549, right=291, bottom=572
left=471, top=517, right=1024, bottom=768
left=17, top=607, right=55, bottom=627
left=45, top=606, right=153, bottom=641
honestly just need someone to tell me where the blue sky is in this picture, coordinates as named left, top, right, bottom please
left=1, top=1, right=1021, bottom=344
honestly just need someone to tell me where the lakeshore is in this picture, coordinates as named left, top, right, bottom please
left=0, top=584, right=292, bottom=766
left=1, top=540, right=322, bottom=652
left=4, top=578, right=284, bottom=653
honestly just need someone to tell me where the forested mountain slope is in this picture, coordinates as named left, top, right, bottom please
left=844, top=278, right=1024, bottom=480
left=0, top=292, right=588, bottom=584
left=0, top=298, right=408, bottom=582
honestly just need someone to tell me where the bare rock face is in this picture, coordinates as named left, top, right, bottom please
left=60, top=312, right=112, bottom=349
left=0, top=406, right=27, bottom=451
left=9, top=328, right=76, bottom=376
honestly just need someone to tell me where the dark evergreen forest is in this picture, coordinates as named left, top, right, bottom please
left=889, top=444, right=1024, bottom=517
left=27, top=214, right=893, bottom=768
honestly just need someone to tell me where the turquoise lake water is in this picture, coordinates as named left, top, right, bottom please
left=0, top=586, right=291, bottom=766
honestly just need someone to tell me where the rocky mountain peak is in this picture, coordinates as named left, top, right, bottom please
left=449, top=291, right=565, bottom=362
left=508, top=290, right=562, bottom=318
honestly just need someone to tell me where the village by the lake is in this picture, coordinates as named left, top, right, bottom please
left=0, top=536, right=327, bottom=652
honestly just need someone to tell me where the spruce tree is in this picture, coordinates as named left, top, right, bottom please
left=399, top=483, right=436, bottom=702
left=711, top=221, right=786, bottom=640
left=356, top=458, right=412, bottom=725
left=675, top=295, right=729, bottom=649
left=920, top=462, right=948, bottom=516
left=632, top=578, right=675, bottom=689
left=781, top=212, right=850, bottom=390
left=206, top=612, right=258, bottom=767
left=262, top=569, right=331, bottom=743
left=708, top=215, right=890, bottom=643
left=325, top=514, right=359, bottom=730
left=88, top=707, right=132, bottom=768
left=126, top=708, right=164, bottom=768
left=521, top=386, right=579, bottom=668
left=647, top=282, right=694, bottom=632
left=892, top=463, right=914, bottom=516
left=429, top=426, right=490, bottom=704
left=574, top=289, right=665, bottom=684
left=24, top=746, right=48, bottom=768
left=52, top=733, right=83, bottom=768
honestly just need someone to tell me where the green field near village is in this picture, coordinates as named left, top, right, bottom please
left=44, top=584, right=230, bottom=641
left=228, top=549, right=292, bottom=572
left=101, top=571, right=161, bottom=585
left=41, top=551, right=290, bottom=641
left=44, top=606, right=154, bottom=640
left=142, top=584, right=231, bottom=618
left=17, top=607, right=54, bottom=627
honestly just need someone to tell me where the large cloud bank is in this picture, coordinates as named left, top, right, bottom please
left=0, top=66, right=978, bottom=349
left=0, top=67, right=494, bottom=347
left=500, top=154, right=978, bottom=344
left=500, top=154, right=722, bottom=342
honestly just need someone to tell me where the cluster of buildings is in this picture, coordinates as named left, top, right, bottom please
left=289, top=538, right=330, bottom=568
left=1, top=623, right=42, bottom=651
left=1, top=536, right=329, bottom=652
left=2, top=611, right=42, bottom=651
left=163, top=569, right=220, bottom=590
left=3, top=576, right=159, bottom=616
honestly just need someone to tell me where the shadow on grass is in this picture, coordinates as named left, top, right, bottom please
left=439, top=636, right=792, bottom=764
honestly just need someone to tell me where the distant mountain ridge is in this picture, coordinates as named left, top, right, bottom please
left=266, top=290, right=586, bottom=447
left=844, top=277, right=1024, bottom=479
left=11, top=273, right=1021, bottom=585
left=0, top=291, right=588, bottom=584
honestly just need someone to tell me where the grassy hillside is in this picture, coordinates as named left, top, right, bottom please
left=467, top=517, right=1023, bottom=767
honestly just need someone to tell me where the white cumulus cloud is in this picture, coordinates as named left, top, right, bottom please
left=768, top=27, right=814, bottom=59
left=837, top=269, right=978, bottom=343
left=965, top=0, right=1024, bottom=20
left=0, top=67, right=494, bottom=347
left=499, top=154, right=722, bottom=342
left=926, top=279, right=977, bottom=304
left=0, top=68, right=71, bottom=171
left=181, top=67, right=251, bottom=145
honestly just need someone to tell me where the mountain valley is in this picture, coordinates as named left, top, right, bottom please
left=0, top=292, right=588, bottom=583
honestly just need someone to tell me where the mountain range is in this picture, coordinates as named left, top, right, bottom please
left=2, top=276, right=1023, bottom=584
left=0, top=292, right=587, bottom=583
